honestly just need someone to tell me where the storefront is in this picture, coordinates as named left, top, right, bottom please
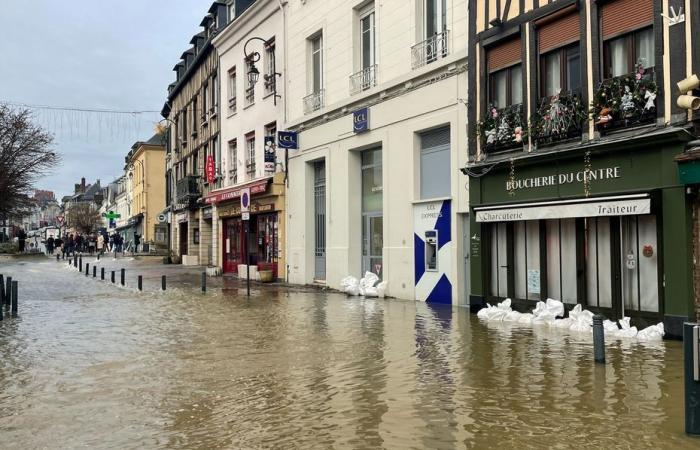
left=469, top=129, right=694, bottom=338
left=206, top=173, right=286, bottom=280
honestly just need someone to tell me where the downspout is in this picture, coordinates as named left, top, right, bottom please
left=277, top=0, right=290, bottom=283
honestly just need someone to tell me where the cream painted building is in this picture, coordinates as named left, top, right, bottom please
left=209, top=0, right=288, bottom=279
left=126, top=134, right=166, bottom=245
left=285, top=0, right=471, bottom=305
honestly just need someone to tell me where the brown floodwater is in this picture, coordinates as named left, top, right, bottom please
left=0, top=257, right=698, bottom=449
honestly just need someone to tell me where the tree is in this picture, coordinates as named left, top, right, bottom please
left=0, top=104, right=59, bottom=218
left=66, top=202, right=102, bottom=234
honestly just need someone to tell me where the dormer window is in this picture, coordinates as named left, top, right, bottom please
left=228, top=1, right=236, bottom=22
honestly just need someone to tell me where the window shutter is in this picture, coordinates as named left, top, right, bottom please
left=487, top=38, right=521, bottom=72
left=601, top=0, right=653, bottom=39
left=538, top=12, right=580, bottom=54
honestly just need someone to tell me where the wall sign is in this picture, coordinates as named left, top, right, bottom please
left=264, top=136, right=276, bottom=173
left=205, top=155, right=216, bottom=184
left=476, top=197, right=651, bottom=222
left=353, top=107, right=370, bottom=133
left=506, top=167, right=622, bottom=192
left=277, top=131, right=298, bottom=149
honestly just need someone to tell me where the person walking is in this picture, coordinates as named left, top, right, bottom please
left=67, top=234, right=74, bottom=256
left=133, top=233, right=140, bottom=255
left=17, top=228, right=27, bottom=253
left=97, top=233, right=104, bottom=255
left=46, top=236, right=55, bottom=255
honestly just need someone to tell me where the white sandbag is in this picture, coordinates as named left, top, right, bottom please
left=545, top=298, right=565, bottom=318
left=477, top=299, right=512, bottom=321
left=551, top=318, right=573, bottom=329
left=637, top=322, right=665, bottom=341
left=603, top=319, right=619, bottom=334
left=503, top=310, right=522, bottom=322
left=364, top=287, right=379, bottom=297
left=359, top=272, right=379, bottom=291
left=476, top=303, right=494, bottom=320
left=567, top=304, right=593, bottom=332
left=569, top=320, right=592, bottom=333
left=497, top=298, right=512, bottom=311
left=616, top=317, right=638, bottom=338
left=340, top=276, right=360, bottom=296
left=517, top=313, right=534, bottom=325
left=376, top=281, right=387, bottom=298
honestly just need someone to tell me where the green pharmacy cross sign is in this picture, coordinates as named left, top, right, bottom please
left=103, top=211, right=121, bottom=229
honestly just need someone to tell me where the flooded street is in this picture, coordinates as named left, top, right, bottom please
left=0, top=256, right=698, bottom=449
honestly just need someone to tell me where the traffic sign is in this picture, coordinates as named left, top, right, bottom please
left=56, top=215, right=65, bottom=224
left=241, top=187, right=251, bottom=213
left=242, top=212, right=250, bottom=221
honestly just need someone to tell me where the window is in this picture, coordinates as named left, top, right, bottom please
left=425, top=0, right=447, bottom=38
left=264, top=122, right=277, bottom=174
left=489, top=65, right=522, bottom=108
left=419, top=127, right=450, bottom=199
left=227, top=1, right=235, bottom=22
left=604, top=27, right=654, bottom=78
left=540, top=44, right=581, bottom=97
left=361, top=9, right=375, bottom=70
left=228, top=139, right=238, bottom=184
left=245, top=58, right=255, bottom=105
left=181, top=107, right=188, bottom=142
left=191, top=97, right=198, bottom=134
left=245, top=132, right=256, bottom=179
left=311, top=34, right=323, bottom=94
left=264, top=38, right=276, bottom=96
left=546, top=219, right=577, bottom=304
left=192, top=150, right=199, bottom=176
left=212, top=72, right=218, bottom=113
left=203, top=83, right=209, bottom=122
left=228, top=67, right=237, bottom=113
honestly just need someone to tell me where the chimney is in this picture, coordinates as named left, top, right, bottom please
left=81, top=178, right=86, bottom=189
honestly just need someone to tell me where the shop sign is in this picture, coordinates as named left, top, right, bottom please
left=204, top=179, right=269, bottom=204
left=242, top=212, right=250, bottom=221
left=220, top=203, right=275, bottom=217
left=205, top=155, right=216, bottom=184
left=353, top=107, right=369, bottom=133
left=202, top=207, right=213, bottom=220
left=476, top=197, right=651, bottom=222
left=176, top=212, right=188, bottom=223
left=277, top=131, right=298, bottom=149
left=264, top=136, right=276, bottom=173
left=506, top=167, right=622, bottom=192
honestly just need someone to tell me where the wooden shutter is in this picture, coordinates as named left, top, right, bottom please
left=487, top=38, right=521, bottom=72
left=539, top=12, right=580, bottom=53
left=601, top=0, right=653, bottom=39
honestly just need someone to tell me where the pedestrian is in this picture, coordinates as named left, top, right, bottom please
left=46, top=236, right=55, bottom=255
left=67, top=234, right=74, bottom=256
left=88, top=234, right=96, bottom=255
left=17, top=228, right=27, bottom=253
left=97, top=233, right=104, bottom=255
left=134, top=233, right=140, bottom=254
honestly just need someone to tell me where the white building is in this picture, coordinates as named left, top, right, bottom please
left=285, top=0, right=470, bottom=304
left=209, top=0, right=288, bottom=278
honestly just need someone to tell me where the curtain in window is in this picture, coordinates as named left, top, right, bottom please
left=544, top=52, right=561, bottom=96
left=546, top=219, right=577, bottom=304
left=515, top=221, right=541, bottom=300
left=510, top=66, right=523, bottom=105
left=585, top=218, right=612, bottom=308
left=609, top=37, right=627, bottom=77
left=492, top=70, right=507, bottom=108
left=490, top=223, right=508, bottom=298
left=635, top=28, right=654, bottom=69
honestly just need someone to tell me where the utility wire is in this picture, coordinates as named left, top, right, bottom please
left=0, top=100, right=160, bottom=114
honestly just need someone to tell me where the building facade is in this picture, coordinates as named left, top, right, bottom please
left=466, top=0, right=700, bottom=338
left=210, top=0, right=288, bottom=279
left=285, top=0, right=470, bottom=304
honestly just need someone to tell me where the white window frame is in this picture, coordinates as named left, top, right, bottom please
left=360, top=8, right=376, bottom=71
left=310, top=33, right=323, bottom=94
left=228, top=67, right=237, bottom=113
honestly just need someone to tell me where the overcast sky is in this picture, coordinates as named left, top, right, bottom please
left=0, top=0, right=211, bottom=199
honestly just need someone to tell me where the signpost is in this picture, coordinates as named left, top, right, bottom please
left=241, top=188, right=251, bottom=297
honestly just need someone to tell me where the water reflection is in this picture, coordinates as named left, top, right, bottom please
left=0, top=259, right=698, bottom=449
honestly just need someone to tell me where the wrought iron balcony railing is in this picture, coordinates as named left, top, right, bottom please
left=531, top=91, right=587, bottom=147
left=303, top=90, right=324, bottom=115
left=411, top=30, right=449, bottom=69
left=592, top=66, right=657, bottom=134
left=175, top=175, right=201, bottom=206
left=349, top=65, right=377, bottom=95
left=477, top=103, right=526, bottom=154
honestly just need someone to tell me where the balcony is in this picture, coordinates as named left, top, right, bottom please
left=303, top=90, right=324, bottom=115
left=531, top=91, right=587, bottom=147
left=592, top=67, right=658, bottom=134
left=476, top=103, right=526, bottom=154
left=349, top=65, right=377, bottom=95
left=411, top=30, right=449, bottom=69
left=175, top=175, right=201, bottom=206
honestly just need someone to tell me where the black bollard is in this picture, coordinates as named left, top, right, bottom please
left=137, top=275, right=143, bottom=291
left=73, top=255, right=77, bottom=268
left=11, top=280, right=18, bottom=317
left=120, top=268, right=125, bottom=286
left=161, top=275, right=166, bottom=291
left=56, top=253, right=59, bottom=261
left=5, top=276, right=12, bottom=307
left=0, top=274, right=4, bottom=306
left=101, top=267, right=105, bottom=280
left=79, top=256, right=83, bottom=272
left=684, top=323, right=700, bottom=435
left=593, top=314, right=606, bottom=364
left=85, top=263, right=89, bottom=276
left=97, top=253, right=100, bottom=261
left=93, top=266, right=97, bottom=278
left=201, top=272, right=206, bottom=293
left=111, top=270, right=115, bottom=284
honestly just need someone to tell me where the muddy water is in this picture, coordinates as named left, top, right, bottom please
left=0, top=258, right=697, bottom=449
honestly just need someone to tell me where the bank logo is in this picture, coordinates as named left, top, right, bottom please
left=277, top=131, right=298, bottom=149
left=353, top=107, right=369, bottom=133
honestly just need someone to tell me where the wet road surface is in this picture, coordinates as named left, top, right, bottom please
left=0, top=255, right=698, bottom=449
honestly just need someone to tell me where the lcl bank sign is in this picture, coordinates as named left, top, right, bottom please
left=277, top=131, right=298, bottom=149
left=353, top=107, right=369, bottom=133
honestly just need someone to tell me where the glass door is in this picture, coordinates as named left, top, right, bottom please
left=362, top=213, right=383, bottom=278
left=619, top=215, right=660, bottom=320
left=223, top=218, right=244, bottom=273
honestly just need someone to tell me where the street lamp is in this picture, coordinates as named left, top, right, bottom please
left=244, top=36, right=282, bottom=105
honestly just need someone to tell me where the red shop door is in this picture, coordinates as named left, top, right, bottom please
left=223, top=218, right=245, bottom=273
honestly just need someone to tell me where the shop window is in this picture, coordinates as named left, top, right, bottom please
left=621, top=215, right=659, bottom=313
left=546, top=219, right=578, bottom=304
left=603, top=27, right=654, bottom=78
left=489, top=222, right=508, bottom=298
left=419, top=126, right=451, bottom=199
left=514, top=221, right=541, bottom=301
left=256, top=213, right=279, bottom=264
left=585, top=217, right=613, bottom=308
left=193, top=228, right=200, bottom=245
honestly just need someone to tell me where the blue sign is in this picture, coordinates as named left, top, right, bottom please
left=353, top=107, right=370, bottom=133
left=277, top=131, right=298, bottom=149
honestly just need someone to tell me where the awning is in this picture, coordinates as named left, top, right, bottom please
left=474, top=194, right=651, bottom=222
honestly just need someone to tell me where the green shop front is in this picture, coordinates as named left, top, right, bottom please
left=469, top=129, right=694, bottom=339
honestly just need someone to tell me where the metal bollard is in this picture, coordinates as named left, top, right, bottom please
left=73, top=255, right=77, bottom=267
left=93, top=266, right=97, bottom=278
left=137, top=275, right=143, bottom=291
left=79, top=257, right=83, bottom=272
left=161, top=275, right=166, bottom=291
left=101, top=267, right=105, bottom=280
left=85, top=263, right=89, bottom=276
left=120, top=268, right=125, bottom=286
left=5, top=276, right=12, bottom=307
left=593, top=314, right=606, bottom=364
left=201, top=272, right=206, bottom=293
left=0, top=274, right=4, bottom=305
left=11, top=280, right=18, bottom=317
left=111, top=271, right=115, bottom=284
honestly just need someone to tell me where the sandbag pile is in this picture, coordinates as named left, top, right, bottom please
left=340, top=272, right=387, bottom=298
left=477, top=298, right=665, bottom=341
